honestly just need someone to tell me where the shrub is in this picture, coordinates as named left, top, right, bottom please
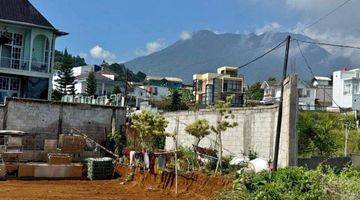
left=219, top=166, right=360, bottom=200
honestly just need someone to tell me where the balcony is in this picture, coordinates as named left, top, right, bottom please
left=0, top=56, right=49, bottom=73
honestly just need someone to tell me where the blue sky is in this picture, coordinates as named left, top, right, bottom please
left=29, top=0, right=359, bottom=64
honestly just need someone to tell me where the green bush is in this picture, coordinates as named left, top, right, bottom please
left=218, top=166, right=360, bottom=200
left=298, top=111, right=358, bottom=157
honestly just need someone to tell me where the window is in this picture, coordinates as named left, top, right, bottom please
left=353, top=83, right=360, bottom=95
left=306, top=90, right=310, bottom=97
left=10, top=78, right=20, bottom=91
left=298, top=89, right=303, bottom=97
left=0, top=77, right=9, bottom=90
left=1, top=32, right=24, bottom=69
left=344, top=84, right=351, bottom=95
left=153, top=87, right=158, bottom=95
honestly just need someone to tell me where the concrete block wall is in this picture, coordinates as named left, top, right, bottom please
left=0, top=98, right=126, bottom=150
left=164, top=75, right=298, bottom=168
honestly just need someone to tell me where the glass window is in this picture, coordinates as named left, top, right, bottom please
left=10, top=78, right=20, bottom=91
left=344, top=84, right=351, bottom=95
left=0, top=77, right=9, bottom=90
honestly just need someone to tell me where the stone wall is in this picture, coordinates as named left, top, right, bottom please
left=0, top=98, right=125, bottom=150
left=164, top=75, right=298, bottom=168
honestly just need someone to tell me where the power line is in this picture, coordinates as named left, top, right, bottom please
left=237, top=39, right=287, bottom=69
left=301, top=0, right=353, bottom=32
left=295, top=40, right=344, bottom=110
left=294, top=38, right=360, bottom=50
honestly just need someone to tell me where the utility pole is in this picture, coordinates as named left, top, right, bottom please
left=273, top=35, right=291, bottom=171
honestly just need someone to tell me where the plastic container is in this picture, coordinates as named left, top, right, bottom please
left=247, top=158, right=269, bottom=173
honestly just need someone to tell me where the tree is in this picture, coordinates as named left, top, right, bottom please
left=51, top=88, right=63, bottom=101
left=246, top=82, right=264, bottom=101
left=112, top=85, right=121, bottom=94
left=130, top=110, right=168, bottom=150
left=210, top=95, right=238, bottom=173
left=185, top=119, right=211, bottom=147
left=86, top=72, right=97, bottom=96
left=170, top=89, right=182, bottom=111
left=268, top=77, right=277, bottom=82
left=55, top=48, right=76, bottom=97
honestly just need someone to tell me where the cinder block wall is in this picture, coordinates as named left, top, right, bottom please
left=164, top=75, right=298, bottom=168
left=0, top=98, right=126, bottom=150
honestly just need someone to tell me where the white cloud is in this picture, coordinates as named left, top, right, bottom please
left=286, top=0, right=360, bottom=62
left=78, top=52, right=87, bottom=59
left=180, top=31, right=192, bottom=40
left=89, top=45, right=116, bottom=61
left=135, top=39, right=166, bottom=56
left=255, top=22, right=283, bottom=35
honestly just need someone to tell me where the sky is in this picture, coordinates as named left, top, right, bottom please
left=29, top=0, right=360, bottom=64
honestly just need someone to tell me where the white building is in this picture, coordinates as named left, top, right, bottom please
left=74, top=70, right=119, bottom=96
left=332, top=68, right=360, bottom=110
left=311, top=76, right=333, bottom=109
left=261, top=78, right=316, bottom=110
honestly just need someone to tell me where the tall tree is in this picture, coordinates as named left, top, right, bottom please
left=246, top=82, right=264, bottom=100
left=86, top=72, right=97, bottom=96
left=55, top=49, right=76, bottom=97
left=170, top=89, right=182, bottom=111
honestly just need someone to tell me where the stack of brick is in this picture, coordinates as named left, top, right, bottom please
left=59, top=134, right=86, bottom=154
left=44, top=139, right=58, bottom=152
left=87, top=157, right=113, bottom=180
left=47, top=153, right=72, bottom=165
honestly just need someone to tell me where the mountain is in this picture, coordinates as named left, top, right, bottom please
left=125, top=30, right=354, bottom=83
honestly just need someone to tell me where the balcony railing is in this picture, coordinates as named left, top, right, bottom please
left=0, top=56, right=49, bottom=73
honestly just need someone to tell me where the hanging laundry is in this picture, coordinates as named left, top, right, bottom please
left=157, top=155, right=166, bottom=173
left=129, top=150, right=136, bottom=167
left=143, top=151, right=150, bottom=170
left=149, top=153, right=156, bottom=175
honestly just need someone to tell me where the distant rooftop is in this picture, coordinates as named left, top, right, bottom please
left=314, top=76, right=331, bottom=81
left=146, top=76, right=183, bottom=83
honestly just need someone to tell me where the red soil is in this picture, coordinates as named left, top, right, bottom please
left=0, top=167, right=232, bottom=200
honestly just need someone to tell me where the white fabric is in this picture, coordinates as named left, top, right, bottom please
left=143, top=152, right=149, bottom=170
left=129, top=151, right=136, bottom=167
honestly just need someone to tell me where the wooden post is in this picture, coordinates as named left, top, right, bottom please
left=175, top=116, right=180, bottom=194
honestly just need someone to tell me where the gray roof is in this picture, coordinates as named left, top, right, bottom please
left=0, top=0, right=54, bottom=29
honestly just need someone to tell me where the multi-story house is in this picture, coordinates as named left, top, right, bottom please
left=193, top=66, right=245, bottom=106
left=332, top=68, right=360, bottom=110
left=261, top=78, right=316, bottom=110
left=0, top=0, right=67, bottom=102
left=143, top=76, right=183, bottom=99
left=311, top=76, right=333, bottom=109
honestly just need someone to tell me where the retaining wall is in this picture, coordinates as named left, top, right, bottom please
left=0, top=98, right=125, bottom=149
left=164, top=75, right=298, bottom=168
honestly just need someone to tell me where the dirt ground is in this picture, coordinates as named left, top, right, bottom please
left=0, top=168, right=232, bottom=200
